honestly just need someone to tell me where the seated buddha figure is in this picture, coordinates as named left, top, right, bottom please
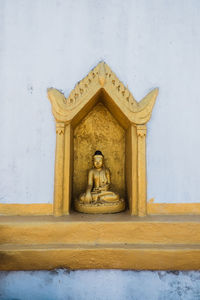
left=79, top=150, right=120, bottom=204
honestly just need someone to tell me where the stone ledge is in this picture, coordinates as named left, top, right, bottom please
left=1, top=213, right=200, bottom=245
left=1, top=213, right=200, bottom=270
left=1, top=243, right=200, bottom=270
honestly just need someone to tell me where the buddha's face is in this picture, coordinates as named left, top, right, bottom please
left=93, top=156, right=103, bottom=169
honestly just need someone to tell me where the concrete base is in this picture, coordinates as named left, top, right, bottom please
left=1, top=212, right=200, bottom=270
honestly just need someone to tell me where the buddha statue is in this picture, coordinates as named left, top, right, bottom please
left=75, top=151, right=125, bottom=213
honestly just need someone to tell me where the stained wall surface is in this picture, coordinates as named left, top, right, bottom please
left=1, top=269, right=200, bottom=300
left=0, top=0, right=200, bottom=204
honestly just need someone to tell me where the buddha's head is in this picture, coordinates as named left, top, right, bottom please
left=93, top=150, right=104, bottom=169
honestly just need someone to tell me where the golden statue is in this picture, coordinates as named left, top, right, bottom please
left=75, top=151, right=125, bottom=213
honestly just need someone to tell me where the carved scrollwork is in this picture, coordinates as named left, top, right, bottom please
left=136, top=125, right=147, bottom=137
left=47, top=62, right=158, bottom=125
left=56, top=123, right=65, bottom=135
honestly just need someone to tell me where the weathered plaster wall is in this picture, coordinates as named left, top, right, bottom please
left=1, top=269, right=200, bottom=300
left=0, top=0, right=200, bottom=204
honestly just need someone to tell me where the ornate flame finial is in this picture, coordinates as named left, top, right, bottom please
left=98, top=61, right=106, bottom=87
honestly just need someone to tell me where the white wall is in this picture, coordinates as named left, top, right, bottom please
left=0, top=0, right=200, bottom=204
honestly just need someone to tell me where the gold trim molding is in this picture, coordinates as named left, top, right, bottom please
left=1, top=203, right=200, bottom=216
left=0, top=204, right=53, bottom=216
left=147, top=201, right=200, bottom=215
left=47, top=62, right=158, bottom=216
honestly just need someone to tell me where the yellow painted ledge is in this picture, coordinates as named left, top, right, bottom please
left=1, top=203, right=200, bottom=270
left=1, top=203, right=200, bottom=216
left=1, top=214, right=200, bottom=270
left=147, top=201, right=200, bottom=215
left=1, top=244, right=200, bottom=271
left=0, top=204, right=53, bottom=216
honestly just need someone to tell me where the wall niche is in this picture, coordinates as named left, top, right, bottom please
left=73, top=102, right=126, bottom=201
left=48, top=62, right=158, bottom=216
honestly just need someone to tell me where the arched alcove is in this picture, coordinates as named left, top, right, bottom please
left=48, top=62, right=158, bottom=216
left=73, top=102, right=126, bottom=201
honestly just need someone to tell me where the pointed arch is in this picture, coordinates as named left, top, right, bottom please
left=47, top=62, right=158, bottom=216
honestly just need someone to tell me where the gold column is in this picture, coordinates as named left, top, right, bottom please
left=126, top=124, right=138, bottom=215
left=63, top=123, right=73, bottom=215
left=54, top=122, right=65, bottom=216
left=136, top=125, right=147, bottom=216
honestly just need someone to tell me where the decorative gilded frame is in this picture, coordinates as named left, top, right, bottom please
left=47, top=62, right=158, bottom=217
